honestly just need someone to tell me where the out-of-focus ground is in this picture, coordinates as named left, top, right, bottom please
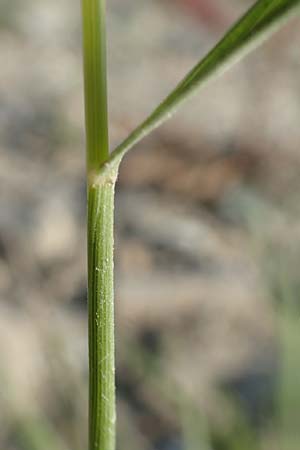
left=1, top=1, right=300, bottom=449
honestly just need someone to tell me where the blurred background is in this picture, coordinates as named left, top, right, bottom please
left=1, top=0, right=300, bottom=449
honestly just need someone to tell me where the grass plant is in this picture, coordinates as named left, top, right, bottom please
left=80, top=1, right=300, bottom=449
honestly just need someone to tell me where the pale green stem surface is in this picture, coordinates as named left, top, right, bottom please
left=82, top=0, right=109, bottom=170
left=87, top=177, right=117, bottom=450
left=81, top=1, right=116, bottom=449
left=99, top=0, right=300, bottom=178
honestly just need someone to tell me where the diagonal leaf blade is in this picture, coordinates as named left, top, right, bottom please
left=100, top=0, right=300, bottom=177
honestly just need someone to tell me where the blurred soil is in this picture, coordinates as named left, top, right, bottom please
left=1, top=1, right=300, bottom=449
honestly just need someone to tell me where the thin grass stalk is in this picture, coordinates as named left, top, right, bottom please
left=87, top=175, right=116, bottom=450
left=79, top=0, right=300, bottom=448
left=81, top=1, right=116, bottom=449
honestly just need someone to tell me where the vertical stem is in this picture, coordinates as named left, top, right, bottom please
left=82, top=0, right=109, bottom=170
left=81, top=1, right=116, bottom=450
left=88, top=177, right=116, bottom=450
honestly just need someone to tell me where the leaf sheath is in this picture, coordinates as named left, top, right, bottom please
left=88, top=179, right=116, bottom=450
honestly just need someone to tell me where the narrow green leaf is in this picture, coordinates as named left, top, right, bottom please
left=101, top=0, right=300, bottom=176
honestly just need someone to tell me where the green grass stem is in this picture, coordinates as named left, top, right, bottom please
left=82, top=0, right=109, bottom=171
left=80, top=0, right=300, bottom=449
left=87, top=174, right=117, bottom=450
left=81, top=1, right=116, bottom=449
